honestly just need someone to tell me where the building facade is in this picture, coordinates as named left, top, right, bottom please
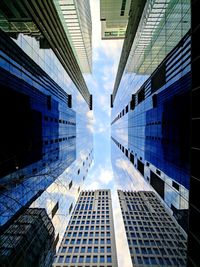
left=54, top=0, right=92, bottom=73
left=118, top=190, right=187, bottom=266
left=100, top=0, right=131, bottom=39
left=111, top=0, right=191, bottom=232
left=0, top=0, right=93, bottom=264
left=0, top=208, right=55, bottom=267
left=187, top=1, right=200, bottom=266
left=53, top=190, right=118, bottom=267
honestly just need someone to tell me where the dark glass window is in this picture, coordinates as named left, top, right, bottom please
left=93, top=255, right=98, bottom=263
left=107, top=256, right=112, bottom=263
left=100, top=256, right=105, bottom=263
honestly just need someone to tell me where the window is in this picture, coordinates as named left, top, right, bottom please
left=135, top=248, right=140, bottom=254
left=93, top=255, right=98, bottom=263
left=150, top=257, right=157, bottom=264
left=65, top=256, right=70, bottom=263
left=79, top=256, right=84, bottom=263
left=61, top=247, right=66, bottom=253
left=100, top=246, right=105, bottom=253
left=100, top=256, right=105, bottom=263
left=58, top=256, right=64, bottom=263
left=94, top=247, right=98, bottom=253
left=107, top=256, right=112, bottom=263
left=87, top=247, right=92, bottom=253
left=95, top=232, right=99, bottom=237
left=74, top=247, right=79, bottom=253
left=107, top=247, right=111, bottom=253
left=68, top=247, right=73, bottom=253
left=86, top=256, right=91, bottom=263
left=72, top=256, right=77, bottom=263
left=81, top=247, right=85, bottom=253
left=143, top=257, right=150, bottom=265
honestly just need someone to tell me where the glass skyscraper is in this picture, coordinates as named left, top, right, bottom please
left=111, top=0, right=191, bottom=233
left=0, top=0, right=93, bottom=265
left=187, top=1, right=200, bottom=266
left=100, top=0, right=132, bottom=39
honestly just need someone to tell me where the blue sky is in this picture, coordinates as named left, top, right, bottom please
left=84, top=0, right=123, bottom=190
left=82, top=1, right=133, bottom=266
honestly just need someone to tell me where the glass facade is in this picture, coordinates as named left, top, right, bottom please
left=54, top=0, right=92, bottom=73
left=100, top=0, right=131, bottom=39
left=0, top=208, right=55, bottom=267
left=111, top=0, right=191, bottom=233
left=187, top=1, right=200, bottom=266
left=0, top=0, right=93, bottom=263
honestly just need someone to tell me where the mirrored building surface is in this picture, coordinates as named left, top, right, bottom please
left=0, top=208, right=55, bottom=267
left=0, top=0, right=93, bottom=265
left=54, top=0, right=92, bottom=73
left=111, top=0, right=191, bottom=233
left=100, top=0, right=132, bottom=39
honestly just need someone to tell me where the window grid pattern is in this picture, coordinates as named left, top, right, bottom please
left=53, top=190, right=118, bottom=267
left=118, top=190, right=187, bottom=266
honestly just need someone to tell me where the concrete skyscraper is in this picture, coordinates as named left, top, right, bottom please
left=0, top=0, right=93, bottom=265
left=118, top=190, right=187, bottom=266
left=54, top=190, right=118, bottom=267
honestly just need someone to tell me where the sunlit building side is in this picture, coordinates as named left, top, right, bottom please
left=54, top=190, right=118, bottom=267
left=118, top=190, right=187, bottom=266
left=54, top=0, right=92, bottom=73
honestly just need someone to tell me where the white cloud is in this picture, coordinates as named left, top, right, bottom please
left=76, top=93, right=84, bottom=103
left=86, top=110, right=94, bottom=121
left=87, top=123, right=95, bottom=134
left=98, top=168, right=113, bottom=184
left=84, top=180, right=100, bottom=190
left=84, top=163, right=114, bottom=189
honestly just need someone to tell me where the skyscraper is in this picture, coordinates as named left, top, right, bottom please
left=54, top=0, right=92, bottom=73
left=54, top=190, right=118, bottom=267
left=111, top=0, right=191, bottom=232
left=187, top=1, right=200, bottom=266
left=118, top=190, right=187, bottom=266
left=0, top=208, right=55, bottom=267
left=100, top=0, right=132, bottom=39
left=0, top=0, right=93, bottom=262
